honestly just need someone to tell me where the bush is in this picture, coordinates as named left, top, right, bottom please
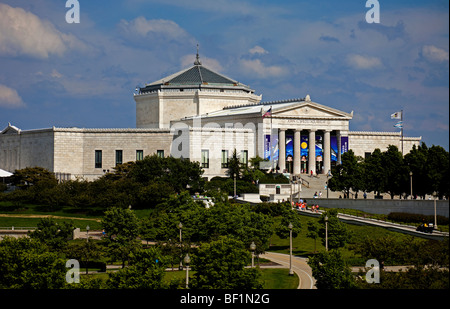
left=387, top=212, right=449, bottom=225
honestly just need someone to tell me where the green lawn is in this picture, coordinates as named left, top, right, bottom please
left=84, top=268, right=299, bottom=289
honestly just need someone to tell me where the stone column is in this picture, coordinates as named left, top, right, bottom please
left=323, top=130, right=331, bottom=175
left=336, top=130, right=341, bottom=165
left=293, top=129, right=301, bottom=175
left=308, top=129, right=316, bottom=175
left=278, top=129, right=286, bottom=173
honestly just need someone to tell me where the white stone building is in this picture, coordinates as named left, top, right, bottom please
left=0, top=53, right=421, bottom=180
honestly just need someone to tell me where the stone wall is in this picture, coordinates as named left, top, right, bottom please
left=349, top=131, right=421, bottom=157
left=315, top=198, right=449, bottom=218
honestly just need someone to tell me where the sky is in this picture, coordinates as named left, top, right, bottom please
left=0, top=0, right=448, bottom=150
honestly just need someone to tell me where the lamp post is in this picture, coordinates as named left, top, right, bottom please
left=433, top=192, right=438, bottom=230
left=184, top=254, right=190, bottom=289
left=324, top=215, right=328, bottom=251
left=250, top=241, right=256, bottom=268
left=288, top=222, right=294, bottom=276
left=178, top=222, right=183, bottom=270
left=86, top=225, right=90, bottom=243
left=410, top=171, right=413, bottom=199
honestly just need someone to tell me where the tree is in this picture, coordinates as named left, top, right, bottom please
left=318, top=209, right=351, bottom=250
left=426, top=145, right=449, bottom=199
left=275, top=205, right=302, bottom=239
left=190, top=236, right=263, bottom=289
left=404, top=144, right=430, bottom=198
left=382, top=145, right=408, bottom=199
left=0, top=237, right=67, bottom=289
left=362, top=148, right=386, bottom=197
left=328, top=150, right=363, bottom=197
left=101, top=207, right=141, bottom=268
left=29, top=218, right=74, bottom=250
left=10, top=166, right=58, bottom=189
left=227, top=149, right=244, bottom=179
left=306, top=220, right=320, bottom=253
left=308, top=249, right=356, bottom=289
left=107, top=247, right=166, bottom=289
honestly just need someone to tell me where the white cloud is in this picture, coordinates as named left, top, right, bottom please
left=0, top=3, right=84, bottom=59
left=240, top=59, right=287, bottom=78
left=421, top=45, right=449, bottom=63
left=346, top=54, right=383, bottom=70
left=0, top=84, right=25, bottom=108
left=118, top=17, right=190, bottom=41
left=249, top=46, right=268, bottom=55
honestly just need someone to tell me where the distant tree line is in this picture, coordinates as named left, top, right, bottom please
left=328, top=143, right=449, bottom=199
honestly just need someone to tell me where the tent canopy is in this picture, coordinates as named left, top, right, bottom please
left=0, top=169, right=13, bottom=177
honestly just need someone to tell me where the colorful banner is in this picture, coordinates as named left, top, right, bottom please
left=265, top=134, right=349, bottom=162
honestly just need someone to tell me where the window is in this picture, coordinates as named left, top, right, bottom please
left=95, top=150, right=102, bottom=169
left=157, top=150, right=164, bottom=158
left=115, top=150, right=123, bottom=166
left=240, top=150, right=248, bottom=166
left=221, top=150, right=229, bottom=168
left=136, top=150, right=144, bottom=161
left=201, top=149, right=209, bottom=168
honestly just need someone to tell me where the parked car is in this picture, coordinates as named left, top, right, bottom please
left=416, top=223, right=434, bottom=233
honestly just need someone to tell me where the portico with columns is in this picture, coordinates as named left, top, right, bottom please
left=264, top=96, right=353, bottom=176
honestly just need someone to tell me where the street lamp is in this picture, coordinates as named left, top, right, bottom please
left=288, top=222, right=294, bottom=275
left=410, top=171, right=413, bottom=199
left=250, top=241, right=256, bottom=268
left=433, top=192, right=438, bottom=230
left=184, top=254, right=191, bottom=289
left=86, top=225, right=90, bottom=243
left=178, top=222, right=183, bottom=270
left=324, top=215, right=328, bottom=251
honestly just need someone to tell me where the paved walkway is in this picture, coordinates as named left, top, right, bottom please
left=260, top=252, right=316, bottom=289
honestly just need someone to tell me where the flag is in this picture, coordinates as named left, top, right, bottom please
left=391, top=111, right=402, bottom=120
left=394, top=121, right=403, bottom=128
left=263, top=107, right=272, bottom=118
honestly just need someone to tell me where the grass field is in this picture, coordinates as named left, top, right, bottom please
left=83, top=267, right=299, bottom=289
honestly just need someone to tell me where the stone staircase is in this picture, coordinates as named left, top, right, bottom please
left=296, top=174, right=392, bottom=200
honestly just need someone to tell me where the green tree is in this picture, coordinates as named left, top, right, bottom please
left=101, top=207, right=141, bottom=268
left=308, top=249, right=356, bottom=289
left=318, top=209, right=351, bottom=250
left=275, top=205, right=302, bottom=239
left=10, top=166, right=58, bottom=189
left=404, top=144, right=430, bottom=198
left=107, top=247, right=166, bottom=289
left=227, top=149, right=244, bottom=180
left=306, top=220, right=321, bottom=253
left=191, top=237, right=263, bottom=289
left=29, top=218, right=74, bottom=250
left=65, top=240, right=104, bottom=274
left=362, top=148, right=386, bottom=197
left=382, top=145, right=408, bottom=199
left=427, top=145, right=449, bottom=199
left=328, top=150, right=363, bottom=198
left=0, top=237, right=67, bottom=289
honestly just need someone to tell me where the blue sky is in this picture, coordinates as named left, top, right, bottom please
left=0, top=0, right=448, bottom=150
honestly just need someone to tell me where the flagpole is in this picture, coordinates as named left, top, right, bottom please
left=270, top=105, right=273, bottom=170
left=401, top=109, right=404, bottom=155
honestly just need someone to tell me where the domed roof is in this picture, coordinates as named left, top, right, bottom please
left=139, top=51, right=254, bottom=94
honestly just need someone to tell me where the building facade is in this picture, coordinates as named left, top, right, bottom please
left=0, top=54, right=421, bottom=180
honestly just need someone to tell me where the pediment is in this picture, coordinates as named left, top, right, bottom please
left=1, top=123, right=21, bottom=135
left=272, top=102, right=352, bottom=119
